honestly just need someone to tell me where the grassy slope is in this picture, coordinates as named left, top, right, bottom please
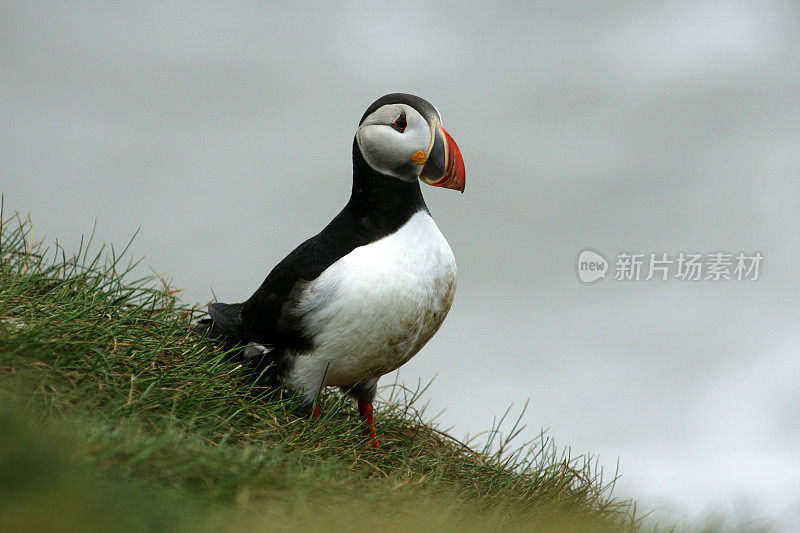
left=0, top=211, right=639, bottom=532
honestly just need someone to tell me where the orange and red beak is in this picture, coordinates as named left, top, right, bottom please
left=419, top=122, right=466, bottom=193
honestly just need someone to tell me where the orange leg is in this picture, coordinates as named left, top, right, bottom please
left=358, top=398, right=379, bottom=449
left=311, top=404, right=320, bottom=420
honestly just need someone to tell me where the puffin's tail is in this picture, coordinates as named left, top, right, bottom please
left=193, top=302, right=283, bottom=385
left=192, top=302, right=244, bottom=344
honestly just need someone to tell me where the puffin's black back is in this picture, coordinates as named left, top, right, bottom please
left=238, top=127, right=429, bottom=347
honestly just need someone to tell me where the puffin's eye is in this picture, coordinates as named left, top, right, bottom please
left=391, top=111, right=407, bottom=133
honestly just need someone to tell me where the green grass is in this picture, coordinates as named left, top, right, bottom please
left=0, top=208, right=640, bottom=532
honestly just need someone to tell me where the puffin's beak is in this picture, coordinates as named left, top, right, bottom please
left=419, top=122, right=466, bottom=193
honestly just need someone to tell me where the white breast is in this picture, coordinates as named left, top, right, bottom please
left=286, top=211, right=457, bottom=395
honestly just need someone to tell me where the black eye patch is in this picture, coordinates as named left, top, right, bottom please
left=391, top=111, right=407, bottom=133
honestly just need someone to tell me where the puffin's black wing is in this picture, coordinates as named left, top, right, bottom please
left=204, top=141, right=429, bottom=349
left=239, top=207, right=383, bottom=347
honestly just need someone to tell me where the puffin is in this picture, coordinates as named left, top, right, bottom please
left=194, top=93, right=465, bottom=448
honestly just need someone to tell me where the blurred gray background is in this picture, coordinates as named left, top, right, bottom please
left=2, top=1, right=798, bottom=527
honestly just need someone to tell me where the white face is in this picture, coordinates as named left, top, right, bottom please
left=356, top=104, right=434, bottom=181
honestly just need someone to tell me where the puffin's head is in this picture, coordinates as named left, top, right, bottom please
left=356, top=93, right=465, bottom=193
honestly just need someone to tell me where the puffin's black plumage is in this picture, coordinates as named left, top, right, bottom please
left=196, top=138, right=429, bottom=356
left=238, top=139, right=429, bottom=346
